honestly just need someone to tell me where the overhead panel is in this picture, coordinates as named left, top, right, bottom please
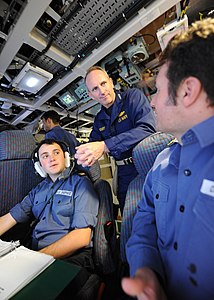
left=29, top=51, right=64, bottom=75
left=52, top=0, right=151, bottom=56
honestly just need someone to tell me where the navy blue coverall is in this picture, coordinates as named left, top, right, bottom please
left=89, top=88, right=156, bottom=211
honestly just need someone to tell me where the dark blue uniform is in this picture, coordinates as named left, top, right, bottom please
left=10, top=168, right=99, bottom=250
left=89, top=88, right=156, bottom=210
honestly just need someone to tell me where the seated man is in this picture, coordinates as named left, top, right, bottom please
left=122, top=18, right=214, bottom=300
left=0, top=138, right=99, bottom=272
left=41, top=110, right=79, bottom=156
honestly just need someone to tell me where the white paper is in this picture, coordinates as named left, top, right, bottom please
left=0, top=246, right=55, bottom=299
left=0, top=240, right=20, bottom=257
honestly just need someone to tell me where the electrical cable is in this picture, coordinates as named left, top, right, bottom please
left=133, top=33, right=156, bottom=45
left=198, top=7, right=214, bottom=20
left=179, top=0, right=190, bottom=20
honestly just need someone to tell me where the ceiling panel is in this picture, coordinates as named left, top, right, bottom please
left=0, top=0, right=212, bottom=136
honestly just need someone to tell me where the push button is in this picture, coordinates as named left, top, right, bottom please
left=189, top=276, right=198, bottom=286
left=173, top=242, right=178, bottom=250
left=179, top=205, right=185, bottom=213
left=188, top=263, right=197, bottom=274
left=155, top=194, right=159, bottom=199
left=184, top=169, right=191, bottom=176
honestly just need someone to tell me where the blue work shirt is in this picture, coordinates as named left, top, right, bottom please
left=45, top=126, right=79, bottom=155
left=10, top=168, right=99, bottom=251
left=90, top=88, right=156, bottom=206
left=126, top=115, right=214, bottom=300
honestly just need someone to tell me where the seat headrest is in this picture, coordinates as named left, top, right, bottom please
left=0, top=130, right=36, bottom=160
left=133, top=132, right=175, bottom=177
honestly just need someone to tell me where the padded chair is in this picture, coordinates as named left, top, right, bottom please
left=78, top=160, right=101, bottom=183
left=120, top=132, right=175, bottom=263
left=0, top=130, right=41, bottom=240
left=93, top=179, right=116, bottom=275
left=73, top=179, right=116, bottom=300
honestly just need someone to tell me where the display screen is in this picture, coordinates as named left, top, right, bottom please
left=58, top=91, right=77, bottom=108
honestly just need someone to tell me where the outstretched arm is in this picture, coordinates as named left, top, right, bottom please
left=39, top=227, right=91, bottom=258
left=0, top=213, right=17, bottom=236
left=122, top=267, right=167, bottom=300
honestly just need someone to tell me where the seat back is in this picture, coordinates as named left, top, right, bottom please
left=0, top=130, right=41, bottom=215
left=76, top=160, right=101, bottom=183
left=93, top=179, right=116, bottom=275
left=120, top=132, right=175, bottom=263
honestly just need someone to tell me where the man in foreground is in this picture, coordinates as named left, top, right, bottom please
left=122, top=18, right=214, bottom=300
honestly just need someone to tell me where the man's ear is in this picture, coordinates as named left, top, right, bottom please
left=182, top=77, right=202, bottom=107
left=47, top=117, right=52, bottom=124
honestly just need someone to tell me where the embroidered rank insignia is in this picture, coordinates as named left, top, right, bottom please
left=119, top=111, right=125, bottom=117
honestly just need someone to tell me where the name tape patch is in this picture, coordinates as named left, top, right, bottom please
left=200, top=179, right=214, bottom=197
left=56, top=190, right=72, bottom=197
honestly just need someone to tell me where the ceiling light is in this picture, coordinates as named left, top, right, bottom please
left=26, top=77, right=39, bottom=88
left=11, top=62, right=53, bottom=94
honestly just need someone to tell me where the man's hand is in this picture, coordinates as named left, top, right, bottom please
left=75, top=141, right=107, bottom=167
left=121, top=267, right=167, bottom=300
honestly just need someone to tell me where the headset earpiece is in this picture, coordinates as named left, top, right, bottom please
left=32, top=151, right=47, bottom=177
left=64, top=151, right=70, bottom=168
left=34, top=161, right=48, bottom=178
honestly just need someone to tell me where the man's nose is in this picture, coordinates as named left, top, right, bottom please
left=99, top=85, right=105, bottom=95
left=49, top=154, right=55, bottom=161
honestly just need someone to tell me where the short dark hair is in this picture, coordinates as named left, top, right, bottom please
left=34, top=139, right=68, bottom=157
left=159, top=18, right=214, bottom=105
left=42, top=110, right=60, bottom=124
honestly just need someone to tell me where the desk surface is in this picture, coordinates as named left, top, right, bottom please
left=11, top=260, right=81, bottom=300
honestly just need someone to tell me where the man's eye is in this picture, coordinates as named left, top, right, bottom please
left=92, top=87, right=97, bottom=92
left=42, top=155, right=48, bottom=159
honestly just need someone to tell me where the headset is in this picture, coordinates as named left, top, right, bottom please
left=31, top=139, right=72, bottom=178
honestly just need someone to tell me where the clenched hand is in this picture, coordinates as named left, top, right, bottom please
left=75, top=141, right=107, bottom=167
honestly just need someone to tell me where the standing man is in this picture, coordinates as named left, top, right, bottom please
left=42, top=110, right=79, bottom=156
left=75, top=66, right=156, bottom=212
left=122, top=18, right=214, bottom=300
